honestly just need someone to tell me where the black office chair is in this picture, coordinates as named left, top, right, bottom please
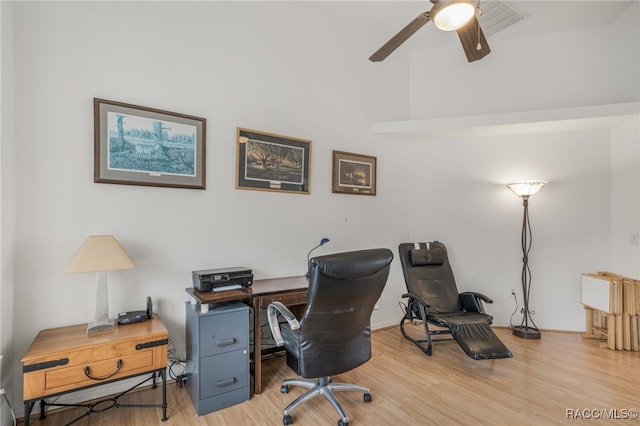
left=398, top=241, right=512, bottom=360
left=267, top=248, right=393, bottom=426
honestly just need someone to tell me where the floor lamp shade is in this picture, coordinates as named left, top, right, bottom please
left=507, top=181, right=547, bottom=198
left=65, top=235, right=136, bottom=333
left=507, top=181, right=547, bottom=339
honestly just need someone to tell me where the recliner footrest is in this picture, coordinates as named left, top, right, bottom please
left=448, top=320, right=513, bottom=360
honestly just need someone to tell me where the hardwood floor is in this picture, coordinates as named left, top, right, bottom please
left=22, top=326, right=639, bottom=425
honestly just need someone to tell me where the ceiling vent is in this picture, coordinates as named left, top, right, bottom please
left=479, top=0, right=528, bottom=37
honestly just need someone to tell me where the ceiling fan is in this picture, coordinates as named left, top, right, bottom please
left=369, top=0, right=491, bottom=63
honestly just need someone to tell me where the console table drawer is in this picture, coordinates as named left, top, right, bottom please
left=53, top=350, right=153, bottom=388
left=24, top=345, right=163, bottom=400
left=259, top=290, right=307, bottom=308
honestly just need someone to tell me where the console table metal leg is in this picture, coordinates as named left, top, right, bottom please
left=23, top=401, right=35, bottom=426
left=39, top=399, right=46, bottom=419
left=26, top=371, right=169, bottom=425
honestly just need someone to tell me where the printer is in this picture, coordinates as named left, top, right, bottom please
left=192, top=266, right=253, bottom=292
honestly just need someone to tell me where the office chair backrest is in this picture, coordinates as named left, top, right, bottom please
left=297, top=248, right=393, bottom=377
left=398, top=242, right=462, bottom=313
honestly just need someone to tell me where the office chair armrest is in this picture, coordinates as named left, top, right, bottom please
left=267, top=301, right=300, bottom=347
left=459, top=292, right=493, bottom=313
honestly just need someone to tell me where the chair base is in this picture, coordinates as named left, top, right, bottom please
left=281, top=376, right=371, bottom=425
left=400, top=312, right=452, bottom=356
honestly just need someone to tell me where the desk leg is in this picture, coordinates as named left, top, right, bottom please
left=253, top=296, right=262, bottom=394
left=160, top=368, right=168, bottom=421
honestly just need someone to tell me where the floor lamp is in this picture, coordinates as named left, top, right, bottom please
left=507, top=181, right=547, bottom=339
left=65, top=235, right=136, bottom=333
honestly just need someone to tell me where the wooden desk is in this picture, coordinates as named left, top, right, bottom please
left=186, top=275, right=309, bottom=395
left=21, top=315, right=169, bottom=425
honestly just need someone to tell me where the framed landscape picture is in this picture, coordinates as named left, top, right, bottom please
left=332, top=150, right=377, bottom=196
left=94, top=98, right=206, bottom=189
left=236, top=128, right=311, bottom=194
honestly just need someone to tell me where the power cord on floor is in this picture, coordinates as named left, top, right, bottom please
left=0, top=387, right=17, bottom=426
left=398, top=301, right=407, bottom=316
left=509, top=290, right=519, bottom=330
left=167, top=337, right=187, bottom=387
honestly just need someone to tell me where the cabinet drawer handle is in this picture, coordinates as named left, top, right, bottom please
left=84, top=359, right=123, bottom=381
left=217, top=377, right=236, bottom=388
left=217, top=338, right=236, bottom=347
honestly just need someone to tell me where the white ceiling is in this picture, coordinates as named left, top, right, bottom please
left=308, top=0, right=634, bottom=54
left=301, top=0, right=637, bottom=136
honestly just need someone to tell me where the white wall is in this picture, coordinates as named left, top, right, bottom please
left=2, top=0, right=639, bottom=418
left=611, top=116, right=640, bottom=277
left=399, top=2, right=639, bottom=331
left=409, top=2, right=640, bottom=118
left=7, top=0, right=411, bottom=410
left=402, top=128, right=615, bottom=330
left=1, top=2, right=17, bottom=425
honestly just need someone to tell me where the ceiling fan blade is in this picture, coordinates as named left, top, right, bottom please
left=456, top=16, right=491, bottom=62
left=369, top=12, right=431, bottom=62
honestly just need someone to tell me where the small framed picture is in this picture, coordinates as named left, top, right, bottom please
left=236, top=128, right=311, bottom=194
left=94, top=98, right=206, bottom=189
left=332, top=150, right=377, bottom=196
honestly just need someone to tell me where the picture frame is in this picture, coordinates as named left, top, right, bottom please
left=332, top=150, right=377, bottom=196
left=236, top=128, right=311, bottom=194
left=94, top=98, right=206, bottom=189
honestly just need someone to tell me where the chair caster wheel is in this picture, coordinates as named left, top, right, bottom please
left=338, top=420, right=349, bottom=426
left=283, top=414, right=293, bottom=425
left=280, top=385, right=289, bottom=394
left=364, top=392, right=372, bottom=403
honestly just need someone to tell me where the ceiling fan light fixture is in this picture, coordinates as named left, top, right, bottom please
left=432, top=0, right=477, bottom=31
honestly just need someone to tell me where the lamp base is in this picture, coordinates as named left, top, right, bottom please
left=512, top=325, right=541, bottom=339
left=87, top=318, right=116, bottom=334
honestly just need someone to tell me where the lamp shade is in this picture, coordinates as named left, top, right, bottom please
left=507, top=181, right=548, bottom=198
left=65, top=235, right=136, bottom=273
left=432, top=0, right=477, bottom=31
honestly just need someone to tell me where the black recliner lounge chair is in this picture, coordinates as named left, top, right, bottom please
left=398, top=241, right=512, bottom=360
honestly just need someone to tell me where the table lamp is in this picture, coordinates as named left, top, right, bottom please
left=65, top=235, right=136, bottom=333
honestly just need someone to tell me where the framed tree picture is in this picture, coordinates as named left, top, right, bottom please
left=332, top=150, right=377, bottom=196
left=236, top=128, right=311, bottom=194
left=94, top=98, right=206, bottom=189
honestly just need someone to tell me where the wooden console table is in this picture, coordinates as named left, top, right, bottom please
left=186, top=275, right=309, bottom=395
left=21, top=315, right=169, bottom=425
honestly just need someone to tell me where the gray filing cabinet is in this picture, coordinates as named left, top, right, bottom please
left=185, top=301, right=250, bottom=415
